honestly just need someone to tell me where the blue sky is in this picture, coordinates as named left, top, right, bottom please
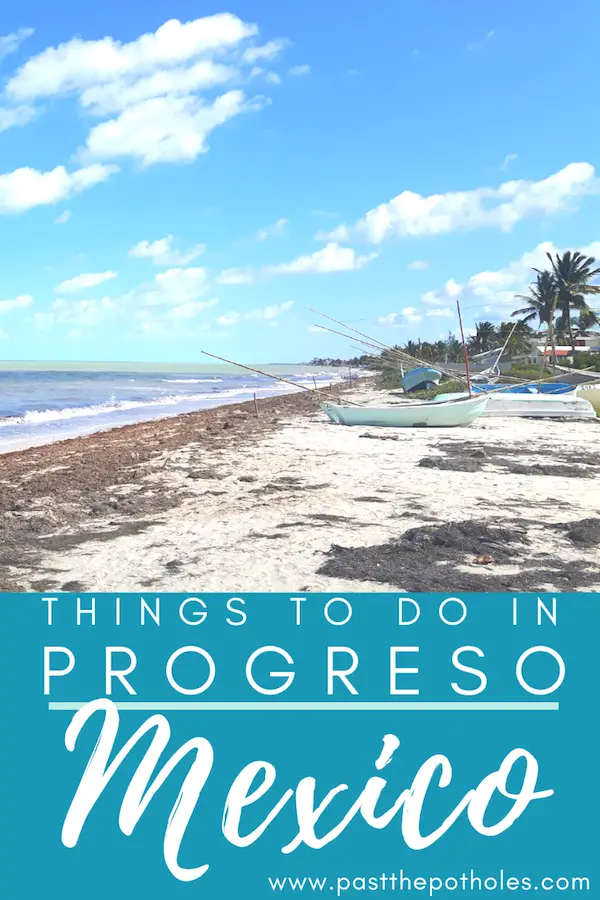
left=1, top=0, right=599, bottom=364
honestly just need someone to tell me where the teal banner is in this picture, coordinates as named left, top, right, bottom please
left=0, top=593, right=595, bottom=897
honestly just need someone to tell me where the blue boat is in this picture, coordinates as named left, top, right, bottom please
left=472, top=382, right=576, bottom=395
left=401, top=366, right=442, bottom=393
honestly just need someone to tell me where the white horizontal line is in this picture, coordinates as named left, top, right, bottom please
left=48, top=701, right=559, bottom=712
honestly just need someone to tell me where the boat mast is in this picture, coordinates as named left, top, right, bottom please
left=456, top=299, right=472, bottom=397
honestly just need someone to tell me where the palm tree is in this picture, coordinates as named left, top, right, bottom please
left=512, top=271, right=557, bottom=328
left=404, top=340, right=420, bottom=358
left=546, top=251, right=600, bottom=352
left=498, top=320, right=533, bottom=360
left=444, top=333, right=463, bottom=362
left=512, top=270, right=558, bottom=364
left=434, top=339, right=448, bottom=361
left=468, top=321, right=498, bottom=354
left=572, top=306, right=600, bottom=337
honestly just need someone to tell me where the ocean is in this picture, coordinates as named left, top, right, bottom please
left=0, top=363, right=352, bottom=454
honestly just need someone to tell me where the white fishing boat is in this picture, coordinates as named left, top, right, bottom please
left=321, top=394, right=489, bottom=428
left=434, top=392, right=596, bottom=419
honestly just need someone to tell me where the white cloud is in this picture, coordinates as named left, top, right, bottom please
left=420, top=240, right=600, bottom=321
left=245, top=300, right=293, bottom=320
left=135, top=308, right=213, bottom=336
left=79, top=60, right=237, bottom=115
left=215, top=267, right=254, bottom=285
left=215, top=242, right=377, bottom=283
left=145, top=266, right=209, bottom=305
left=83, top=90, right=260, bottom=166
left=54, top=209, right=71, bottom=224
left=214, top=302, right=293, bottom=324
left=34, top=297, right=117, bottom=329
left=246, top=65, right=282, bottom=84
left=135, top=311, right=162, bottom=335
left=425, top=307, right=453, bottom=318
left=0, top=163, right=116, bottom=214
left=312, top=209, right=338, bottom=219
left=407, top=259, right=429, bottom=270
left=6, top=16, right=256, bottom=100
left=242, top=40, right=287, bottom=63
left=55, top=270, right=118, bottom=293
left=256, top=216, right=288, bottom=241
left=218, top=311, right=241, bottom=325
left=166, top=298, right=218, bottom=319
left=0, top=104, right=37, bottom=134
left=267, top=242, right=377, bottom=274
left=129, top=235, right=205, bottom=266
left=378, top=307, right=422, bottom=326
left=500, top=153, right=518, bottom=170
left=421, top=279, right=462, bottom=306
left=288, top=64, right=311, bottom=76
left=0, top=293, right=33, bottom=314
left=5, top=15, right=283, bottom=169
left=326, top=163, right=598, bottom=244
left=0, top=27, right=33, bottom=62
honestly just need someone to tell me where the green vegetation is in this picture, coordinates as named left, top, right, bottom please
left=571, top=351, right=600, bottom=373
left=366, top=322, right=532, bottom=380
left=587, top=393, right=600, bottom=415
left=512, top=250, right=600, bottom=356
left=309, top=250, right=599, bottom=384
left=500, top=361, right=549, bottom=381
left=376, top=366, right=464, bottom=397
left=307, top=356, right=371, bottom=367
left=513, top=271, right=558, bottom=329
left=408, top=379, right=467, bottom=400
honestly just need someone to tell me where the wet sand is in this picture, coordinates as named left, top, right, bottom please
left=2, top=383, right=600, bottom=592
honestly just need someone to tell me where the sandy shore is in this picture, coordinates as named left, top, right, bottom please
left=2, top=383, right=600, bottom=592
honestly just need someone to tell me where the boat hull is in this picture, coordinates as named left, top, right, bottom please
left=434, top=392, right=596, bottom=419
left=400, top=367, right=442, bottom=393
left=472, top=382, right=576, bottom=395
left=320, top=395, right=488, bottom=428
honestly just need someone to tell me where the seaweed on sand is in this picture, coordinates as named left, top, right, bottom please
left=317, top=520, right=600, bottom=591
left=554, top=518, right=600, bottom=546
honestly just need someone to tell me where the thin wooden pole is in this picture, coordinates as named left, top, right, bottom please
left=306, top=307, right=583, bottom=394
left=312, top=322, right=438, bottom=374
left=497, top=321, right=518, bottom=363
left=253, top=392, right=259, bottom=417
left=456, top=300, right=472, bottom=396
left=549, top=292, right=559, bottom=369
left=200, top=351, right=365, bottom=406
left=307, top=306, right=471, bottom=384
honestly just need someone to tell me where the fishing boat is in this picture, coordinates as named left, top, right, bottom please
left=434, top=392, right=596, bottom=419
left=472, top=382, right=577, bottom=395
left=483, top=395, right=595, bottom=418
left=321, top=393, right=489, bottom=428
left=400, top=366, right=442, bottom=393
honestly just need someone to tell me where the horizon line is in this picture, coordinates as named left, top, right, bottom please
left=0, top=359, right=310, bottom=368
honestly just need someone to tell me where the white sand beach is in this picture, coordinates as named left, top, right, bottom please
left=5, top=386, right=599, bottom=593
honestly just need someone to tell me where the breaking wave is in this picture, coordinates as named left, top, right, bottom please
left=162, top=378, right=223, bottom=384
left=0, top=384, right=303, bottom=428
